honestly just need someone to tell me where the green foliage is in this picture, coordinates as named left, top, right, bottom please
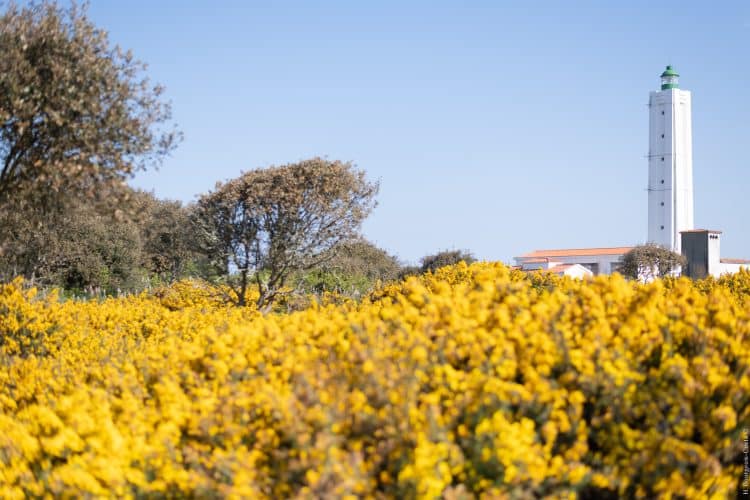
left=621, top=243, right=686, bottom=282
left=0, top=201, right=145, bottom=293
left=0, top=1, right=179, bottom=211
left=319, top=239, right=401, bottom=281
left=296, top=239, right=400, bottom=299
left=298, top=269, right=371, bottom=296
left=0, top=0, right=181, bottom=292
left=0, top=189, right=208, bottom=294
left=50, top=207, right=145, bottom=293
left=193, top=158, right=379, bottom=310
left=420, top=249, right=476, bottom=274
left=129, top=190, right=199, bottom=284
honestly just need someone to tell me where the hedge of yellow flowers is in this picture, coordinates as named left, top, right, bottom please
left=1, top=264, right=748, bottom=498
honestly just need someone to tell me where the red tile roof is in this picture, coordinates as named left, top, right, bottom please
left=680, top=229, right=722, bottom=234
left=518, top=247, right=633, bottom=259
left=721, top=258, right=750, bottom=264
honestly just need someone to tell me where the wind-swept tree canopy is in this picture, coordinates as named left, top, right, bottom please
left=0, top=1, right=179, bottom=209
left=621, top=243, right=686, bottom=282
left=194, top=158, right=378, bottom=310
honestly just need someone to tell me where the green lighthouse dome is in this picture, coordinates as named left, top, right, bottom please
left=661, top=65, right=679, bottom=90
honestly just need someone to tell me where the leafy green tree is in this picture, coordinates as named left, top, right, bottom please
left=0, top=201, right=145, bottom=293
left=130, top=190, right=198, bottom=284
left=48, top=207, right=145, bottom=293
left=0, top=1, right=178, bottom=212
left=0, top=206, right=49, bottom=282
left=620, top=243, right=686, bottom=282
left=194, top=158, right=378, bottom=310
left=320, top=239, right=400, bottom=281
left=297, top=239, right=401, bottom=297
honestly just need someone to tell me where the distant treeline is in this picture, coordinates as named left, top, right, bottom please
left=0, top=180, right=475, bottom=306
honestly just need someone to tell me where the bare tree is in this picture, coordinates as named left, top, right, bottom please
left=193, top=158, right=378, bottom=310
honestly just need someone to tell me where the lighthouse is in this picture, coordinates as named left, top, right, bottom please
left=647, top=65, right=694, bottom=253
left=515, top=67, right=750, bottom=277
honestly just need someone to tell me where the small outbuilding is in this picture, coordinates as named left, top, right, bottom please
left=681, top=229, right=750, bottom=278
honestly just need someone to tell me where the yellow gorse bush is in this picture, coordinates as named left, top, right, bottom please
left=0, top=264, right=748, bottom=498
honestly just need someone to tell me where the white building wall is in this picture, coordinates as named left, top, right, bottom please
left=515, top=254, right=625, bottom=275
left=707, top=232, right=721, bottom=277
left=560, top=265, right=594, bottom=279
left=648, top=89, right=694, bottom=253
left=720, top=262, right=750, bottom=275
left=521, top=261, right=562, bottom=271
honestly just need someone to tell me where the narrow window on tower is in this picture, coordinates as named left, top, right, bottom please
left=661, top=111, right=665, bottom=115
left=661, top=157, right=665, bottom=161
left=661, top=180, right=665, bottom=184
left=661, top=134, right=665, bottom=138
left=660, top=202, right=664, bottom=206
left=661, top=225, right=665, bottom=230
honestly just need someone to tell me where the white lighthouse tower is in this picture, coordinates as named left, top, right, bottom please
left=647, top=65, right=694, bottom=253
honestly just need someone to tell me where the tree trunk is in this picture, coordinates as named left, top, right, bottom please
left=237, top=269, right=248, bottom=306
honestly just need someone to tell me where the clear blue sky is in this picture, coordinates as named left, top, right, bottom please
left=80, top=0, right=749, bottom=264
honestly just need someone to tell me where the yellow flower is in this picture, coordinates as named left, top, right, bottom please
left=0, top=265, right=747, bottom=497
